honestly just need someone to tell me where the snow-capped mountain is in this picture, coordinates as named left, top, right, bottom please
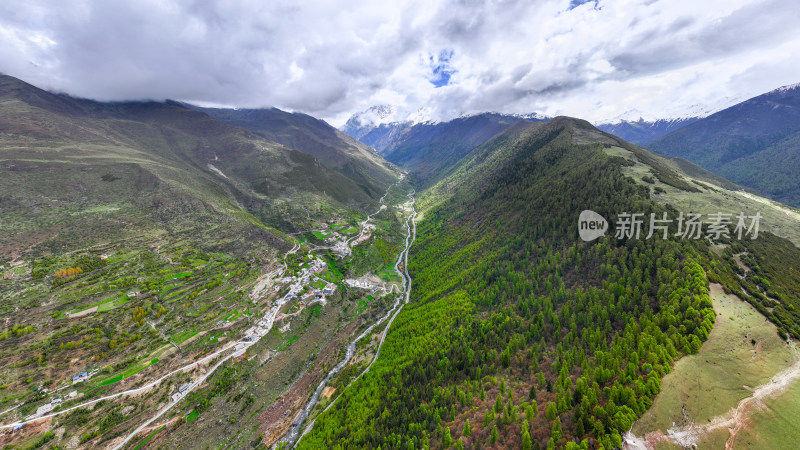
left=341, top=105, right=551, bottom=151
left=340, top=105, right=398, bottom=140
left=595, top=117, right=700, bottom=146
left=648, top=81, right=800, bottom=207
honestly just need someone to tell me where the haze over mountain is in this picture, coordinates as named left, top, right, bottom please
left=341, top=109, right=549, bottom=185
left=648, top=82, right=800, bottom=207
left=595, top=118, right=700, bottom=146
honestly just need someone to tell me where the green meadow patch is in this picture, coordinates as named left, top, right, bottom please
left=171, top=329, right=199, bottom=345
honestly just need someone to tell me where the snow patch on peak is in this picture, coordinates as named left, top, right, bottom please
left=515, top=112, right=550, bottom=121
left=407, top=106, right=435, bottom=125
left=771, top=82, right=800, bottom=94
left=601, top=95, right=742, bottom=124
left=350, top=105, right=396, bottom=127
left=452, top=111, right=549, bottom=122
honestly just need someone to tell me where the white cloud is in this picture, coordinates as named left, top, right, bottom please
left=0, top=0, right=798, bottom=126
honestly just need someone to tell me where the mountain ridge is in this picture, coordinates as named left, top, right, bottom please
left=185, top=104, right=398, bottom=199
left=595, top=117, right=699, bottom=146
left=648, top=81, right=800, bottom=207
left=341, top=111, right=549, bottom=188
left=0, top=74, right=397, bottom=257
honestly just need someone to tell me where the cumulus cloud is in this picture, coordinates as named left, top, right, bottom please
left=0, top=0, right=798, bottom=125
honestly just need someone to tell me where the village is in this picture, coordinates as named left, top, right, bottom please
left=0, top=178, right=411, bottom=449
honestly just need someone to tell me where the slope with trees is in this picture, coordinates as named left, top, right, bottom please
left=299, top=118, right=790, bottom=449
left=648, top=83, right=800, bottom=207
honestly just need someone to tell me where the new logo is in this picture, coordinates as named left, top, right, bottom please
left=578, top=210, right=607, bottom=242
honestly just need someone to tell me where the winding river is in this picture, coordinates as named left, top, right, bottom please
left=277, top=189, right=417, bottom=449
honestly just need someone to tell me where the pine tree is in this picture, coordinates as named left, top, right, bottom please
left=551, top=417, right=562, bottom=442
left=545, top=402, right=558, bottom=421
left=443, top=426, right=452, bottom=447
left=490, top=425, right=499, bottom=445
left=483, top=408, right=494, bottom=427
left=494, top=395, right=503, bottom=413
left=526, top=404, right=535, bottom=422
left=522, top=420, right=533, bottom=450
left=463, top=419, right=471, bottom=437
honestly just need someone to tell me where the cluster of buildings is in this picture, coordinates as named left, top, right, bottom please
left=322, top=231, right=344, bottom=245
left=277, top=258, right=334, bottom=303
left=345, top=278, right=380, bottom=291
left=27, top=390, right=76, bottom=420
left=231, top=341, right=250, bottom=361
left=316, top=227, right=356, bottom=257
left=331, top=241, right=352, bottom=257
left=18, top=370, right=96, bottom=420
left=243, top=318, right=272, bottom=341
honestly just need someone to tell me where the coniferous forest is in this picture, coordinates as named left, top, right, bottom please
left=300, top=118, right=800, bottom=449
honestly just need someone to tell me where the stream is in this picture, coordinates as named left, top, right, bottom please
left=276, top=189, right=417, bottom=449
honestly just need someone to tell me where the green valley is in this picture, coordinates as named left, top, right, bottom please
left=299, top=118, right=800, bottom=449
left=1, top=26, right=800, bottom=450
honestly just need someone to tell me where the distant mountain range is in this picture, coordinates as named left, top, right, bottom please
left=0, top=74, right=398, bottom=256
left=341, top=110, right=548, bottom=186
left=341, top=106, right=709, bottom=185
left=342, top=81, right=800, bottom=208
left=648, top=82, right=800, bottom=207
left=344, top=105, right=703, bottom=150
left=595, top=117, right=700, bottom=146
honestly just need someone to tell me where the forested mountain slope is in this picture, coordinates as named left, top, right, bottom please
left=648, top=83, right=800, bottom=207
left=299, top=117, right=800, bottom=449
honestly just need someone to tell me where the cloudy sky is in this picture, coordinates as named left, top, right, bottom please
left=1, top=0, right=799, bottom=126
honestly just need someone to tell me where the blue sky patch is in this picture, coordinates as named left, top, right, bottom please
left=429, top=49, right=456, bottom=88
left=568, top=0, right=599, bottom=11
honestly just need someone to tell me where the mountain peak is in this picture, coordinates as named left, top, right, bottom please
left=771, top=81, right=800, bottom=94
